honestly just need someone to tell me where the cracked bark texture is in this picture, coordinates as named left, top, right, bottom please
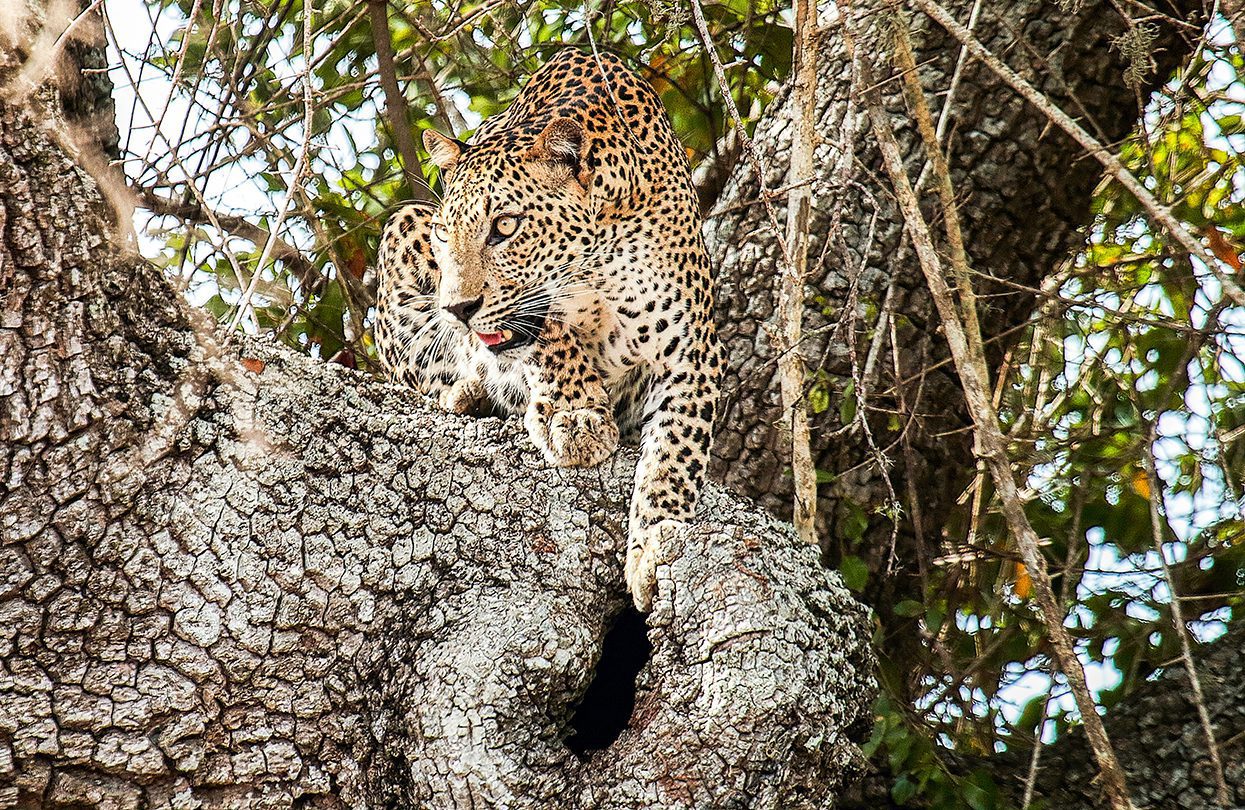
left=706, top=0, right=1201, bottom=659
left=0, top=39, right=875, bottom=810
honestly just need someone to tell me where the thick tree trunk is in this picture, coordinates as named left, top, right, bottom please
left=0, top=30, right=874, bottom=810
left=706, top=0, right=1201, bottom=661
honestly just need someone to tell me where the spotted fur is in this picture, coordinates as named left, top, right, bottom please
left=374, top=48, right=723, bottom=611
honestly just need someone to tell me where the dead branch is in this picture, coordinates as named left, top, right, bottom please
left=1140, top=440, right=1232, bottom=807
left=841, top=5, right=1136, bottom=807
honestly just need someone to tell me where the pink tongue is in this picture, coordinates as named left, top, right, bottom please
left=476, top=331, right=507, bottom=347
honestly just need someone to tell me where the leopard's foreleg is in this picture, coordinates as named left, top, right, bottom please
left=625, top=329, right=723, bottom=611
left=521, top=322, right=620, bottom=468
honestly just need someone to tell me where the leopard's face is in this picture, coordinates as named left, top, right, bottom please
left=428, top=136, right=597, bottom=356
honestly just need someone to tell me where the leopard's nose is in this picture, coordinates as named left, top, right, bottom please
left=444, top=296, right=483, bottom=325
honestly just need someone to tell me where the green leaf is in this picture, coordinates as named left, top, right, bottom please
left=808, top=378, right=830, bottom=415
left=1215, top=113, right=1245, bottom=134
left=202, top=294, right=229, bottom=320
left=840, top=499, right=870, bottom=545
left=893, top=600, right=923, bottom=618
left=963, top=770, right=1001, bottom=810
left=839, top=379, right=857, bottom=425
left=839, top=555, right=868, bottom=593
left=891, top=776, right=917, bottom=804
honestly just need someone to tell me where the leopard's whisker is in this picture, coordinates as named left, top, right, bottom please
left=423, top=323, right=457, bottom=365
left=511, top=286, right=593, bottom=310
left=406, top=310, right=446, bottom=349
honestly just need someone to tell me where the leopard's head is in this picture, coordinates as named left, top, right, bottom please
left=422, top=118, right=599, bottom=355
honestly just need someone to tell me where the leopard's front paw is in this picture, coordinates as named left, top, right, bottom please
left=625, top=519, right=684, bottom=612
left=439, top=377, right=487, bottom=414
left=525, top=399, right=619, bottom=467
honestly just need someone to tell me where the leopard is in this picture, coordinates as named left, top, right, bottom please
left=373, top=48, right=723, bottom=612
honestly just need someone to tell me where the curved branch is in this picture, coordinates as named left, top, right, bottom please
left=139, top=186, right=320, bottom=288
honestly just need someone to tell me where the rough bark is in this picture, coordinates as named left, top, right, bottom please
left=0, top=38, right=875, bottom=810
left=705, top=0, right=1201, bottom=654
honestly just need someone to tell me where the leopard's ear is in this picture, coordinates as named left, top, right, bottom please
left=423, top=129, right=467, bottom=174
left=527, top=117, right=588, bottom=183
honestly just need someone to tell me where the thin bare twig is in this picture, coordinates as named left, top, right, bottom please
left=1133, top=314, right=1236, bottom=807
left=226, top=1, right=316, bottom=335
left=411, top=0, right=506, bottom=44
left=136, top=0, right=203, bottom=174
left=889, top=10, right=984, bottom=377
left=1022, top=482, right=1087, bottom=809
left=687, top=0, right=793, bottom=270
left=413, top=46, right=466, bottom=135
left=1140, top=440, right=1232, bottom=806
left=913, top=0, right=980, bottom=192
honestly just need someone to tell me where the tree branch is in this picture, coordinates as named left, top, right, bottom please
left=774, top=0, right=821, bottom=547
left=889, top=10, right=984, bottom=381
left=910, top=0, right=1245, bottom=309
left=842, top=5, right=1136, bottom=807
left=369, top=0, right=430, bottom=201
left=139, top=187, right=319, bottom=287
left=688, top=0, right=818, bottom=544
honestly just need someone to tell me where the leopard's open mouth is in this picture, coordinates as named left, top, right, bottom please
left=475, top=306, right=547, bottom=353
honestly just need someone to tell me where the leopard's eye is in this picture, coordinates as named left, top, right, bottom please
left=487, top=214, right=522, bottom=246
left=431, top=222, right=448, bottom=243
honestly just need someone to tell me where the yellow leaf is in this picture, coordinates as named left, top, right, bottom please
left=1131, top=468, right=1151, bottom=499
left=1014, top=563, right=1032, bottom=600
left=1206, top=227, right=1243, bottom=272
